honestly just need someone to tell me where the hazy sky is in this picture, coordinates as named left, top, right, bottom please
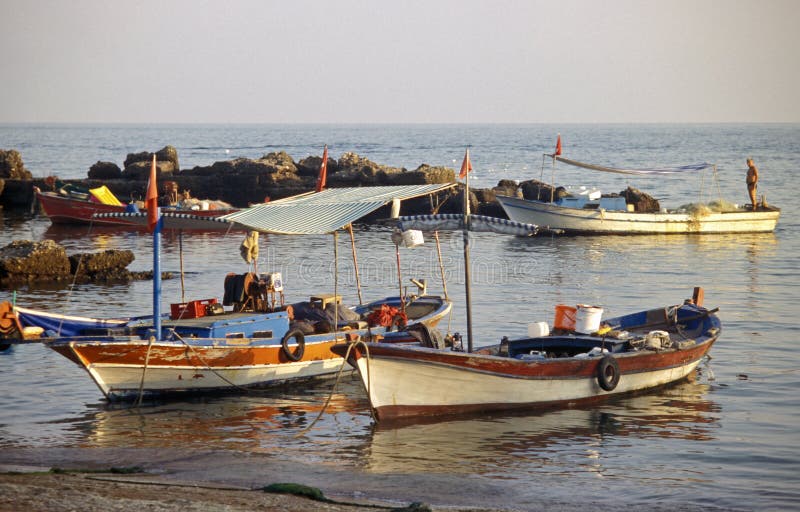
left=2, top=0, right=798, bottom=123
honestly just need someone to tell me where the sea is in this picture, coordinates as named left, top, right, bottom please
left=1, top=123, right=799, bottom=511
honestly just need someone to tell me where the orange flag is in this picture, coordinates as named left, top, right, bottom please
left=459, top=148, right=473, bottom=179
left=146, top=154, right=159, bottom=233
left=555, top=134, right=562, bottom=156
left=316, top=145, right=328, bottom=192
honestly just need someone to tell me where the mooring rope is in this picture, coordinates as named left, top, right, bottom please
left=294, top=339, right=373, bottom=437
left=135, top=336, right=155, bottom=407
left=171, top=331, right=253, bottom=392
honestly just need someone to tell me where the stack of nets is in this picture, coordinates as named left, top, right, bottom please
left=680, top=199, right=742, bottom=218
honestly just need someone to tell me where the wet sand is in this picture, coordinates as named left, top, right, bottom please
left=0, top=447, right=520, bottom=512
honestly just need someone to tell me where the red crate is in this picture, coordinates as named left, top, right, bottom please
left=170, top=298, right=218, bottom=319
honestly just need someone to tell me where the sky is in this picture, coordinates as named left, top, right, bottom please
left=1, top=0, right=798, bottom=123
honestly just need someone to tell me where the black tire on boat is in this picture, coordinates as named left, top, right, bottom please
left=597, top=354, right=620, bottom=391
left=281, top=329, right=305, bottom=361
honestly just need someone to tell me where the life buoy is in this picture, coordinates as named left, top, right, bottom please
left=281, top=329, right=305, bottom=361
left=597, top=354, right=620, bottom=391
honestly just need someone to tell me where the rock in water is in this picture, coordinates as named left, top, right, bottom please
left=0, top=240, right=71, bottom=284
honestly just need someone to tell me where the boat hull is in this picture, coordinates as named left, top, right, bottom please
left=496, top=195, right=780, bottom=234
left=336, top=302, right=720, bottom=421
left=36, top=190, right=238, bottom=226
left=33, top=295, right=451, bottom=400
left=49, top=337, right=344, bottom=400
left=349, top=340, right=713, bottom=420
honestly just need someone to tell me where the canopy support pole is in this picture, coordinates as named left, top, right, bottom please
left=347, top=223, right=363, bottom=305
left=434, top=231, right=448, bottom=301
left=395, top=241, right=405, bottom=314
left=333, top=231, right=339, bottom=341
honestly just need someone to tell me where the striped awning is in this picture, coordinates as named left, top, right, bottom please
left=93, top=184, right=455, bottom=234
left=221, top=184, right=454, bottom=234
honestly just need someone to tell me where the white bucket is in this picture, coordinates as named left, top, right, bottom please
left=575, top=304, right=603, bottom=334
left=527, top=321, right=550, bottom=338
left=402, top=229, right=424, bottom=248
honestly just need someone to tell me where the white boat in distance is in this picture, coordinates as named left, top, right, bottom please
left=497, top=155, right=780, bottom=235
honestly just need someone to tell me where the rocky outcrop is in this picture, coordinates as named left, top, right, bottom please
left=0, top=150, right=32, bottom=180
left=88, top=161, right=122, bottom=180
left=3, top=146, right=486, bottom=215
left=69, top=249, right=136, bottom=282
left=296, top=154, right=338, bottom=176
left=0, top=240, right=167, bottom=287
left=0, top=240, right=70, bottom=284
left=122, top=146, right=180, bottom=180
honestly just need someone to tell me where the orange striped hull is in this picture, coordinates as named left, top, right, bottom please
left=50, top=337, right=345, bottom=400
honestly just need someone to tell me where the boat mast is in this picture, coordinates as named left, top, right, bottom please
left=152, top=214, right=162, bottom=341
left=147, top=155, right=162, bottom=342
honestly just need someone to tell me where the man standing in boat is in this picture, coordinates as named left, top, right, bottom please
left=746, top=158, right=759, bottom=211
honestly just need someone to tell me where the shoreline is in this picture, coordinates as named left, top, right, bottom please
left=0, top=447, right=520, bottom=512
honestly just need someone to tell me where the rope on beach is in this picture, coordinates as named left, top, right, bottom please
left=81, top=474, right=431, bottom=510
left=294, top=340, right=373, bottom=438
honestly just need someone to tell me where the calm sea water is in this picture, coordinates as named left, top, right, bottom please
left=1, top=124, right=799, bottom=511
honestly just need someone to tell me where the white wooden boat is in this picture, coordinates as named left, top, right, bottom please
left=13, top=293, right=449, bottom=401
left=497, top=154, right=779, bottom=234
left=334, top=293, right=720, bottom=421
left=496, top=194, right=780, bottom=234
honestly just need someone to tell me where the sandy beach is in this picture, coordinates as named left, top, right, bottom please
left=0, top=447, right=520, bottom=512
left=0, top=471, right=388, bottom=512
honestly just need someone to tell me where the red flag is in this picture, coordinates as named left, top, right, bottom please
left=315, top=145, right=328, bottom=192
left=555, top=134, right=562, bottom=156
left=146, top=154, right=158, bottom=233
left=459, top=148, right=472, bottom=179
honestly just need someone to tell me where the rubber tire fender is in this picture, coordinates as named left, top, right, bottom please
left=281, top=329, right=305, bottom=362
left=597, top=354, right=620, bottom=391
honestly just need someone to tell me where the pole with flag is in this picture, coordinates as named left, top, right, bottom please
left=316, top=145, right=328, bottom=193
left=459, top=148, right=474, bottom=353
left=550, top=134, right=561, bottom=202
left=146, top=155, right=162, bottom=340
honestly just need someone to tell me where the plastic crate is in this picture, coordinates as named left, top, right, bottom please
left=170, top=298, right=218, bottom=319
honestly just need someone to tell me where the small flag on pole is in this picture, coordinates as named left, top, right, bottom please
left=555, top=134, right=562, bottom=156
left=459, top=148, right=472, bottom=179
left=146, top=154, right=158, bottom=233
left=316, top=145, right=328, bottom=192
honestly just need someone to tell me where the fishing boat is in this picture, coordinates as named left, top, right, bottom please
left=34, top=184, right=238, bottom=226
left=495, top=141, right=780, bottom=234
left=2, top=291, right=449, bottom=401
left=332, top=150, right=721, bottom=422
left=334, top=290, right=720, bottom=421
left=2, top=157, right=456, bottom=400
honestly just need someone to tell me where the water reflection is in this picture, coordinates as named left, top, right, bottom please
left=69, top=384, right=368, bottom=456
left=32, top=372, right=722, bottom=481
left=362, top=377, right=720, bottom=476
